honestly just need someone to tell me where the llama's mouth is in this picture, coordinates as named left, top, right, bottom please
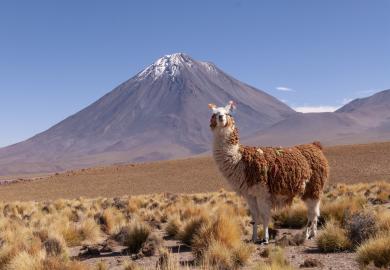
left=217, top=120, right=227, bottom=127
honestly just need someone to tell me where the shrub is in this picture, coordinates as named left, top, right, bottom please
left=272, top=202, right=307, bottom=229
left=79, top=218, right=103, bottom=245
left=178, top=215, right=209, bottom=246
left=202, top=240, right=233, bottom=269
left=43, top=235, right=68, bottom=258
left=121, top=260, right=142, bottom=270
left=97, top=208, right=126, bottom=235
left=115, top=221, right=151, bottom=253
left=321, top=196, right=366, bottom=224
left=356, top=233, right=390, bottom=268
left=231, top=243, right=253, bottom=267
left=61, top=223, right=83, bottom=246
left=376, top=210, right=390, bottom=232
left=316, top=221, right=351, bottom=252
left=344, top=212, right=377, bottom=248
left=0, top=228, right=43, bottom=267
left=165, top=216, right=181, bottom=238
left=140, top=233, right=162, bottom=257
left=95, top=261, right=108, bottom=270
left=156, top=248, right=181, bottom=270
left=253, top=247, right=294, bottom=270
left=191, top=208, right=241, bottom=257
left=190, top=208, right=252, bottom=268
left=6, top=251, right=45, bottom=270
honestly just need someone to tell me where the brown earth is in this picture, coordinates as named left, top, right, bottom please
left=76, top=229, right=360, bottom=270
left=0, top=141, right=389, bottom=202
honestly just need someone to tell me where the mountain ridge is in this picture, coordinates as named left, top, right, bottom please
left=1, top=53, right=389, bottom=176
left=0, top=53, right=294, bottom=175
left=245, top=89, right=390, bottom=146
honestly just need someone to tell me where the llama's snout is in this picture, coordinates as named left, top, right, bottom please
left=217, top=114, right=227, bottom=126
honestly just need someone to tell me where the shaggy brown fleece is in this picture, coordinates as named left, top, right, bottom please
left=239, top=145, right=312, bottom=203
left=228, top=127, right=240, bottom=145
left=296, top=143, right=329, bottom=200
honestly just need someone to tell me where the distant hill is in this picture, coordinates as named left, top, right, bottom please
left=0, top=53, right=294, bottom=175
left=246, top=89, right=390, bottom=146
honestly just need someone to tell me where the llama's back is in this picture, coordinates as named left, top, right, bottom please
left=296, top=142, right=329, bottom=200
left=239, top=145, right=311, bottom=199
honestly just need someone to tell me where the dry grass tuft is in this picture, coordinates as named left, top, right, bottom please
left=122, top=260, right=142, bottom=270
left=98, top=208, right=126, bottom=235
left=190, top=207, right=252, bottom=268
left=95, top=261, right=108, bottom=270
left=178, top=215, right=209, bottom=246
left=253, top=246, right=294, bottom=270
left=273, top=201, right=307, bottom=229
left=231, top=242, right=253, bottom=267
left=316, top=220, right=351, bottom=252
left=79, top=218, right=103, bottom=245
left=356, top=233, right=390, bottom=268
left=192, top=208, right=241, bottom=256
left=202, top=240, right=233, bottom=269
left=376, top=210, right=390, bottom=232
left=115, top=221, right=151, bottom=254
left=321, top=196, right=366, bottom=224
left=61, top=222, right=83, bottom=246
left=165, top=216, right=181, bottom=238
left=43, top=234, right=68, bottom=258
left=156, top=248, right=183, bottom=270
left=6, top=251, right=45, bottom=270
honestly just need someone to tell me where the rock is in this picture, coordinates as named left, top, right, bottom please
left=260, top=248, right=269, bottom=258
left=79, top=245, right=100, bottom=257
left=300, top=258, right=323, bottom=268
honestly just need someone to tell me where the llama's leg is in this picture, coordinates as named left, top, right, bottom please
left=260, top=208, right=271, bottom=244
left=246, top=196, right=260, bottom=242
left=256, top=198, right=271, bottom=244
left=304, top=198, right=320, bottom=239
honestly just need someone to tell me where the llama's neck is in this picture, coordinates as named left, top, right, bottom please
left=212, top=127, right=246, bottom=193
left=212, top=127, right=242, bottom=165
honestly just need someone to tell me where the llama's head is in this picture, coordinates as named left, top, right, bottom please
left=208, top=101, right=236, bottom=130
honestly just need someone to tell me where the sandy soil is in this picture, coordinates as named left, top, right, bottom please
left=0, top=141, right=389, bottom=201
left=68, top=228, right=359, bottom=270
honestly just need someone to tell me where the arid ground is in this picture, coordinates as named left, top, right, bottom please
left=1, top=182, right=390, bottom=270
left=0, top=141, right=390, bottom=201
left=0, top=141, right=390, bottom=270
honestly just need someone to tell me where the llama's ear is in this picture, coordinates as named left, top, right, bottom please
left=208, top=103, right=217, bottom=110
left=225, top=100, right=236, bottom=113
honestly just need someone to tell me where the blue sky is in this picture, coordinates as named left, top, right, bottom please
left=0, top=0, right=389, bottom=147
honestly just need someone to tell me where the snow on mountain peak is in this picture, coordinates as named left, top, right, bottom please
left=137, top=53, right=193, bottom=81
left=136, top=53, right=217, bottom=81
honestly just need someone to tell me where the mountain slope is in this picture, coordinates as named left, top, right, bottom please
left=246, top=89, right=390, bottom=146
left=336, top=89, right=390, bottom=126
left=0, top=53, right=294, bottom=175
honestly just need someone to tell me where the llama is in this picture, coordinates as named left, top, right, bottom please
left=209, top=101, right=329, bottom=244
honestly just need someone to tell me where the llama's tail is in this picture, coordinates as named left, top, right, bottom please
left=311, top=141, right=323, bottom=150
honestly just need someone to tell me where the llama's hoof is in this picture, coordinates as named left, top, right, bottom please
left=254, top=239, right=269, bottom=245
left=306, top=232, right=316, bottom=240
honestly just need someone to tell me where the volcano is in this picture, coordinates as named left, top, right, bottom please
left=0, top=53, right=294, bottom=175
